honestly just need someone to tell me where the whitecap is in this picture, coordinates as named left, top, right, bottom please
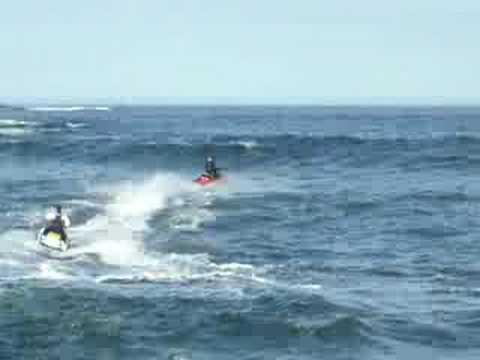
left=237, top=140, right=259, bottom=149
left=66, top=122, right=87, bottom=129
left=29, top=106, right=110, bottom=112
left=0, top=119, right=27, bottom=127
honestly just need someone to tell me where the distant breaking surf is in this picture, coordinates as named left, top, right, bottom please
left=0, top=119, right=28, bottom=127
left=29, top=106, right=111, bottom=112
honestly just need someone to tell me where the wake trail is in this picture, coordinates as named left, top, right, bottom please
left=0, top=172, right=322, bottom=297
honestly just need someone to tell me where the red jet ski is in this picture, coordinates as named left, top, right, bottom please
left=194, top=174, right=223, bottom=186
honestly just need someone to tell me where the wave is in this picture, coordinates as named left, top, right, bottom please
left=381, top=315, right=463, bottom=349
left=212, top=132, right=480, bottom=145
left=0, top=118, right=89, bottom=138
left=412, top=190, right=470, bottom=203
left=67, top=173, right=192, bottom=266
left=168, top=208, right=216, bottom=232
left=37, top=120, right=90, bottom=134
left=212, top=310, right=373, bottom=343
left=0, top=173, right=206, bottom=281
left=0, top=119, right=38, bottom=136
left=65, top=122, right=87, bottom=129
left=403, top=225, right=467, bottom=240
left=392, top=190, right=477, bottom=206
left=0, top=128, right=32, bottom=136
left=29, top=106, right=111, bottom=112
left=0, top=172, right=322, bottom=300
left=336, top=198, right=384, bottom=215
left=3, top=128, right=479, bottom=170
left=0, top=119, right=39, bottom=129
left=95, top=253, right=257, bottom=284
left=226, top=139, right=260, bottom=149
left=0, top=119, right=28, bottom=128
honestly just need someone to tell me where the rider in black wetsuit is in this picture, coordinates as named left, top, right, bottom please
left=205, top=156, right=220, bottom=178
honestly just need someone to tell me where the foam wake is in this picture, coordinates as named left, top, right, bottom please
left=64, top=173, right=206, bottom=267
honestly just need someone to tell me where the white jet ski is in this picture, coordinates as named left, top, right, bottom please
left=38, top=227, right=69, bottom=252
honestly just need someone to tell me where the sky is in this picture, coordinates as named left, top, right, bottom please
left=1, top=0, right=479, bottom=105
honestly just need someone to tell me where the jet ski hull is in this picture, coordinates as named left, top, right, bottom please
left=38, top=228, right=69, bottom=252
left=194, top=174, right=222, bottom=186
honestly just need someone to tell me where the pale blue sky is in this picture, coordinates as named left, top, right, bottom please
left=1, top=0, right=479, bottom=104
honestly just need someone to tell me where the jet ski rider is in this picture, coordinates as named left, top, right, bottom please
left=205, top=156, right=221, bottom=178
left=43, top=205, right=71, bottom=241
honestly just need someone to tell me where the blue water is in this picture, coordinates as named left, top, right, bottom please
left=1, top=105, right=480, bottom=359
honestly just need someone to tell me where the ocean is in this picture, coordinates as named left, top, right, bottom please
left=0, top=105, right=479, bottom=359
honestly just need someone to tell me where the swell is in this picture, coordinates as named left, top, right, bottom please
left=2, top=132, right=479, bottom=173
left=379, top=314, right=473, bottom=349
left=214, top=311, right=373, bottom=343
left=167, top=294, right=375, bottom=345
left=90, top=133, right=479, bottom=172
left=394, top=190, right=473, bottom=204
left=0, top=284, right=377, bottom=359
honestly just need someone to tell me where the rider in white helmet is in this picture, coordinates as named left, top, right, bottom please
left=44, top=205, right=71, bottom=241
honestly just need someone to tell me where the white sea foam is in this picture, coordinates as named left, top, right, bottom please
left=0, top=229, right=35, bottom=253
left=232, top=140, right=260, bottom=149
left=65, top=199, right=98, bottom=207
left=0, top=119, right=27, bottom=127
left=68, top=173, right=195, bottom=266
left=95, top=253, right=259, bottom=285
left=0, top=258, right=21, bottom=267
left=0, top=128, right=31, bottom=136
left=170, top=208, right=215, bottom=232
left=29, top=106, right=110, bottom=112
left=0, top=119, right=36, bottom=136
left=36, top=262, right=72, bottom=280
left=0, top=172, right=315, bottom=297
left=66, top=122, right=87, bottom=129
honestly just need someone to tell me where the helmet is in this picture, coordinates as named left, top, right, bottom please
left=55, top=205, right=62, bottom=214
left=207, top=156, right=213, bottom=162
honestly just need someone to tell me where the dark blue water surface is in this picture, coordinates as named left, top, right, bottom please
left=1, top=105, right=479, bottom=359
